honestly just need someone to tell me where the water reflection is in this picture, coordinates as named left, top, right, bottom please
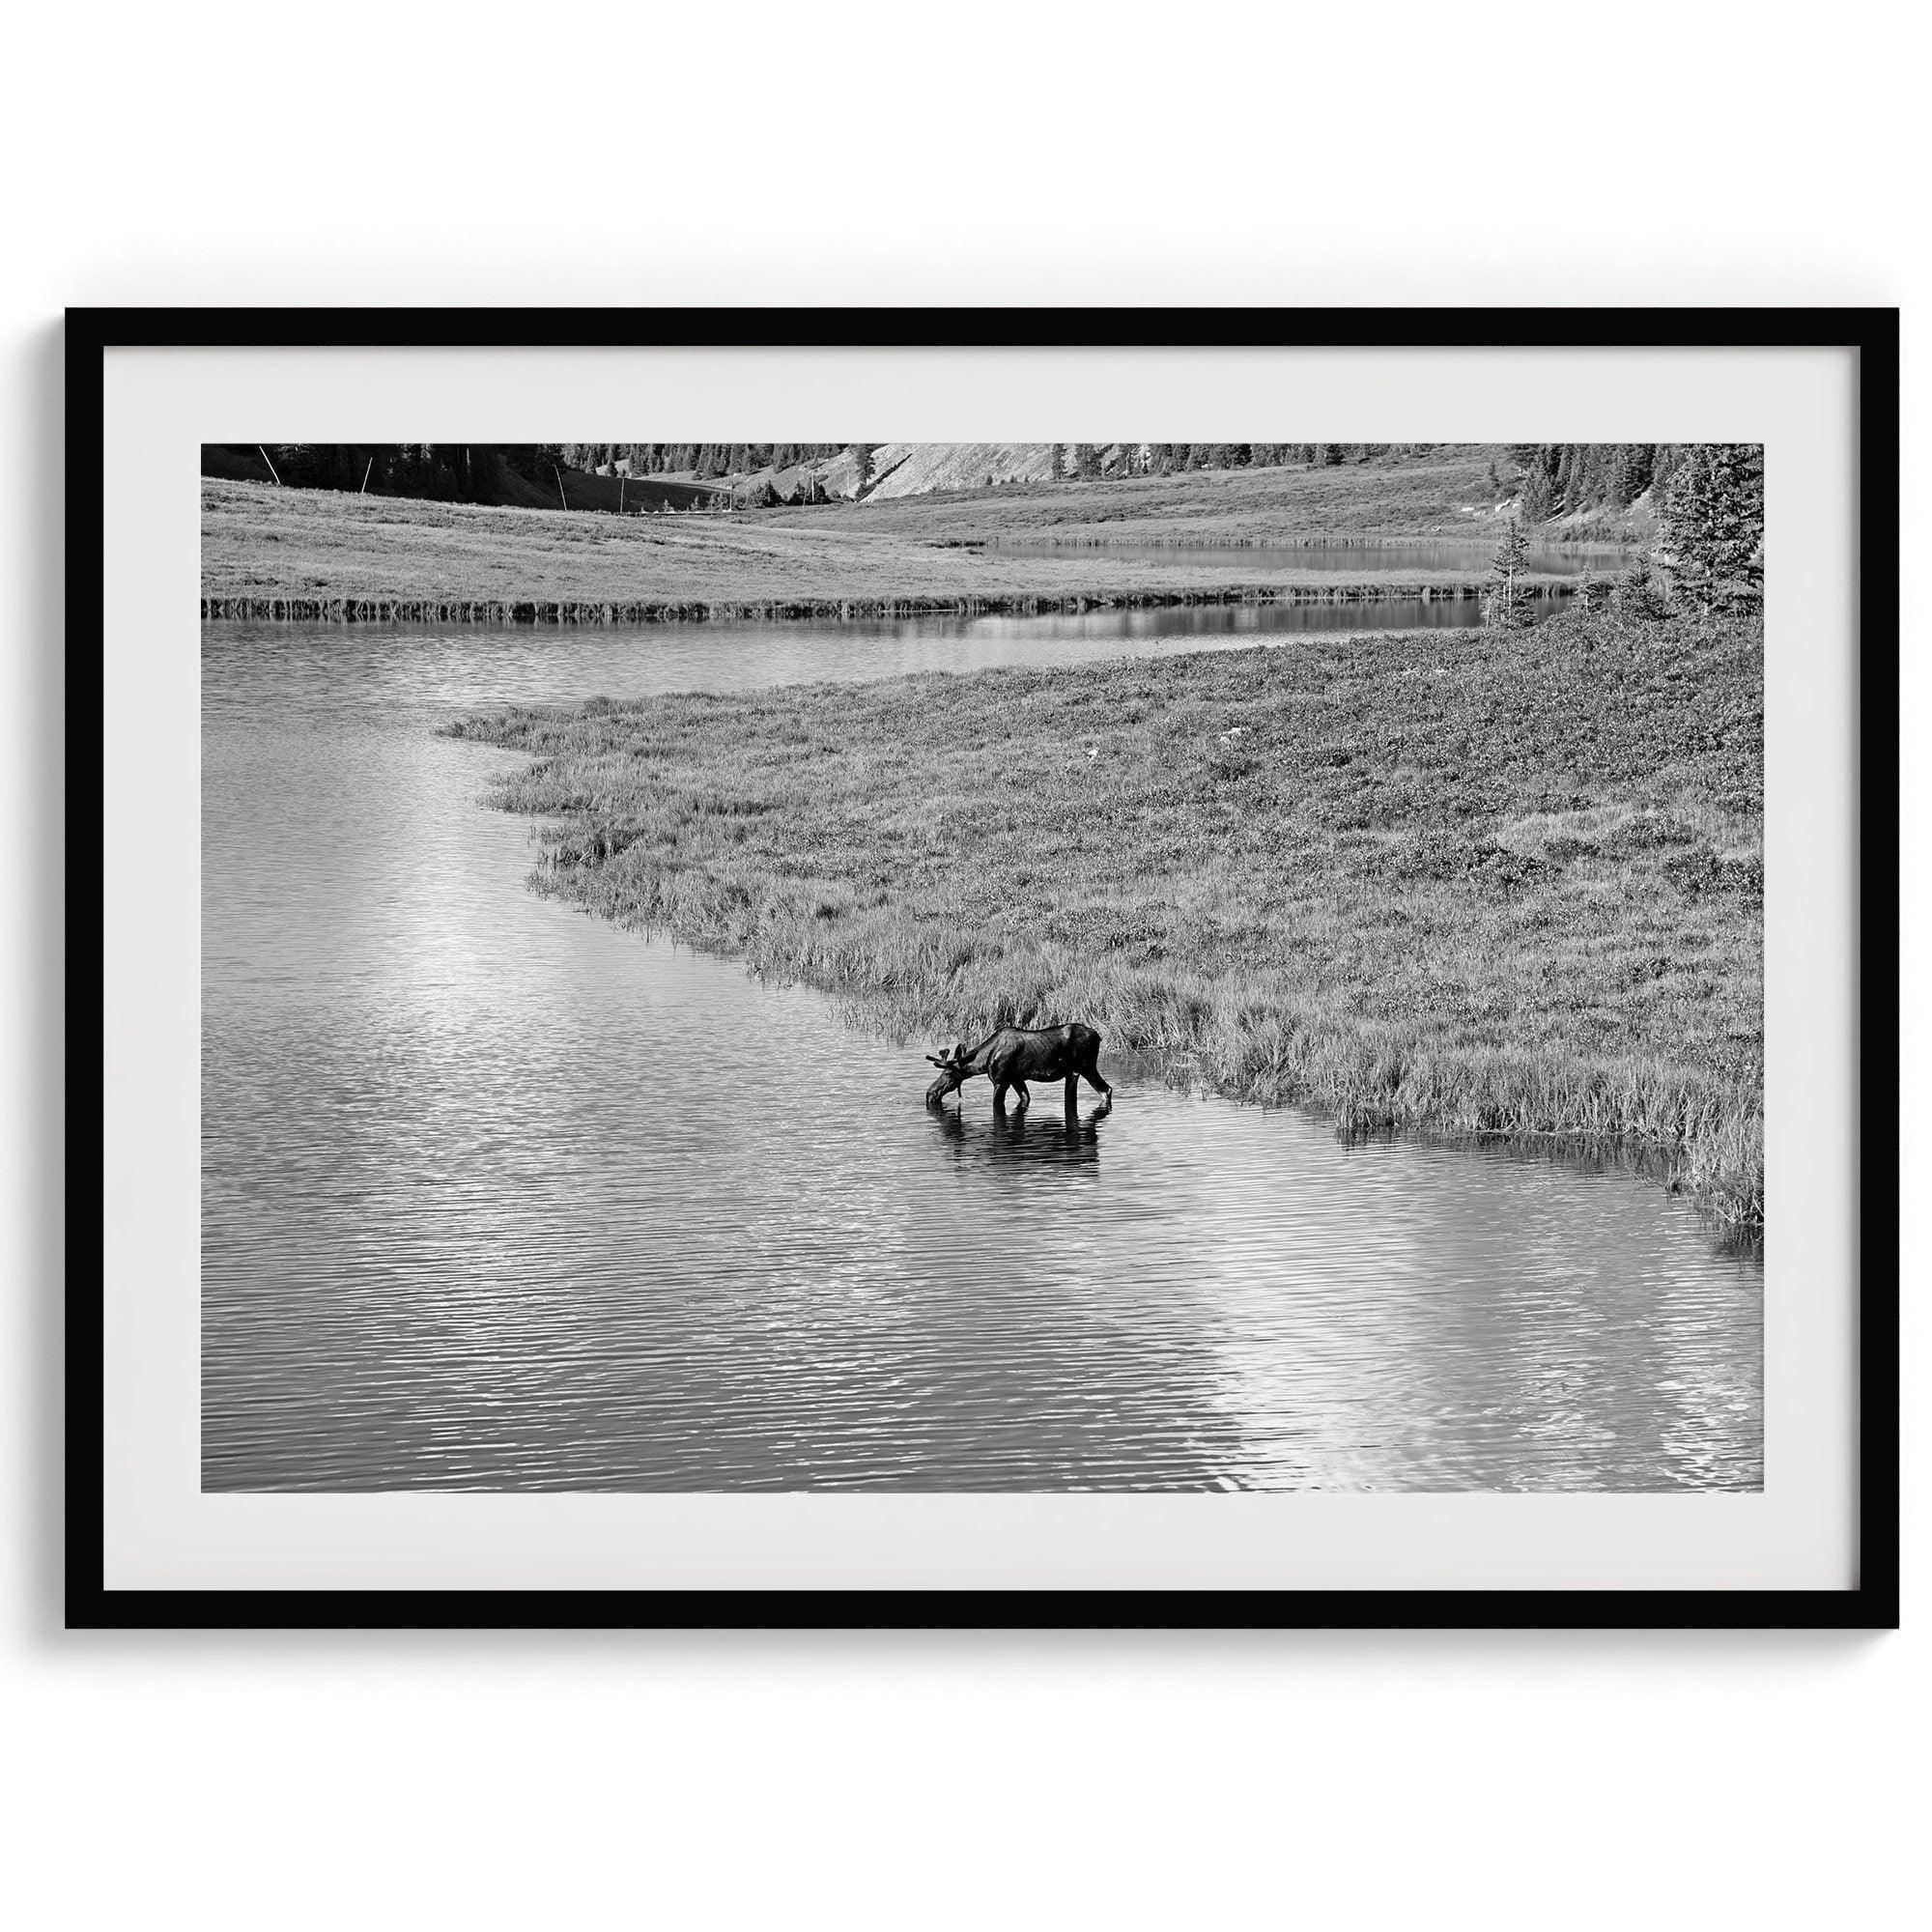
left=931, top=1099, right=1107, bottom=1172
left=201, top=615, right=1761, bottom=1492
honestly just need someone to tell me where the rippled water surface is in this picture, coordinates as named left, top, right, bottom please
left=203, top=612, right=1761, bottom=1491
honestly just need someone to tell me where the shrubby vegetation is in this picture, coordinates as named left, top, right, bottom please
left=448, top=606, right=1764, bottom=1230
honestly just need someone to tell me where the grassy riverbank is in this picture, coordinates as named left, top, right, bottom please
left=448, top=605, right=1763, bottom=1230
left=201, top=472, right=1577, bottom=620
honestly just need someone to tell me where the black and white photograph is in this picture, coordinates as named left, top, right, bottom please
left=198, top=431, right=1769, bottom=1497
left=13, top=6, right=1919, bottom=1925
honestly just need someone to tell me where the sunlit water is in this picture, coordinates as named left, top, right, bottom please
left=202, top=611, right=1761, bottom=1492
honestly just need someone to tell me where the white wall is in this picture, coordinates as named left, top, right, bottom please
left=2, top=6, right=1918, bottom=1927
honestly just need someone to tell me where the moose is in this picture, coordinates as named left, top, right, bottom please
left=924, top=1023, right=1113, bottom=1113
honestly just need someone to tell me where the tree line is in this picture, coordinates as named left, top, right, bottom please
left=1488, top=444, right=1763, bottom=625
left=203, top=443, right=855, bottom=503
left=560, top=443, right=851, bottom=479
left=1499, top=443, right=1687, bottom=521
left=205, top=444, right=611, bottom=504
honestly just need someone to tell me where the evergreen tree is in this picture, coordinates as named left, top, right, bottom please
left=1610, top=443, right=1655, bottom=507
left=1554, top=443, right=1580, bottom=511
left=848, top=442, right=873, bottom=493
left=1517, top=446, right=1562, bottom=523
left=1654, top=443, right=1763, bottom=619
left=1486, top=519, right=1534, bottom=629
left=1046, top=443, right=1065, bottom=481
left=1615, top=558, right=1668, bottom=618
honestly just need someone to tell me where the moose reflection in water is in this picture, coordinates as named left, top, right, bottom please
left=932, top=1098, right=1104, bottom=1168
left=924, top=1022, right=1114, bottom=1114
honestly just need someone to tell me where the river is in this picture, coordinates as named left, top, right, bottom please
left=201, top=607, right=1761, bottom=1492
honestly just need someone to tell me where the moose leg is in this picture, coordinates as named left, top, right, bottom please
left=1080, top=1052, right=1113, bottom=1108
left=1064, top=1074, right=1079, bottom=1111
left=1012, top=1080, right=1031, bottom=1113
left=992, top=1080, right=1009, bottom=1113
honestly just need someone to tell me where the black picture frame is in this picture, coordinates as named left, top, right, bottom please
left=68, top=306, right=1900, bottom=1632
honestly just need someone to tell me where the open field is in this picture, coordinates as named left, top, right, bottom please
left=786, top=446, right=1522, bottom=541
left=448, top=604, right=1763, bottom=1229
left=200, top=470, right=1584, bottom=621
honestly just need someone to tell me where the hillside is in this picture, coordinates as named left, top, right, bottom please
left=672, top=442, right=1064, bottom=504
left=864, top=443, right=1063, bottom=497
left=720, top=443, right=1484, bottom=512
left=776, top=446, right=1518, bottom=542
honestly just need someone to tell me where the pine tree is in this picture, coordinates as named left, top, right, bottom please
left=1610, top=443, right=1655, bottom=508
left=1517, top=458, right=1556, bottom=524
left=1046, top=443, right=1065, bottom=481
left=1486, top=519, right=1533, bottom=629
left=848, top=442, right=873, bottom=494
left=1615, top=558, right=1667, bottom=618
left=1654, top=444, right=1763, bottom=619
left=1554, top=443, right=1584, bottom=512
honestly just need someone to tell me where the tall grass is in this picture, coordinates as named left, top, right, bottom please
left=448, top=606, right=1764, bottom=1232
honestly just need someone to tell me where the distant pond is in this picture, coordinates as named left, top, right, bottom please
left=990, top=537, right=1634, bottom=577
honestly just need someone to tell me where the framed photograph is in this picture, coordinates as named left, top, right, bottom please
left=72, top=307, right=1896, bottom=1629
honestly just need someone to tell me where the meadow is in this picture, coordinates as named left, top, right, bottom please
left=199, top=464, right=1575, bottom=620
left=786, top=446, right=1530, bottom=543
left=447, top=604, right=1764, bottom=1230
